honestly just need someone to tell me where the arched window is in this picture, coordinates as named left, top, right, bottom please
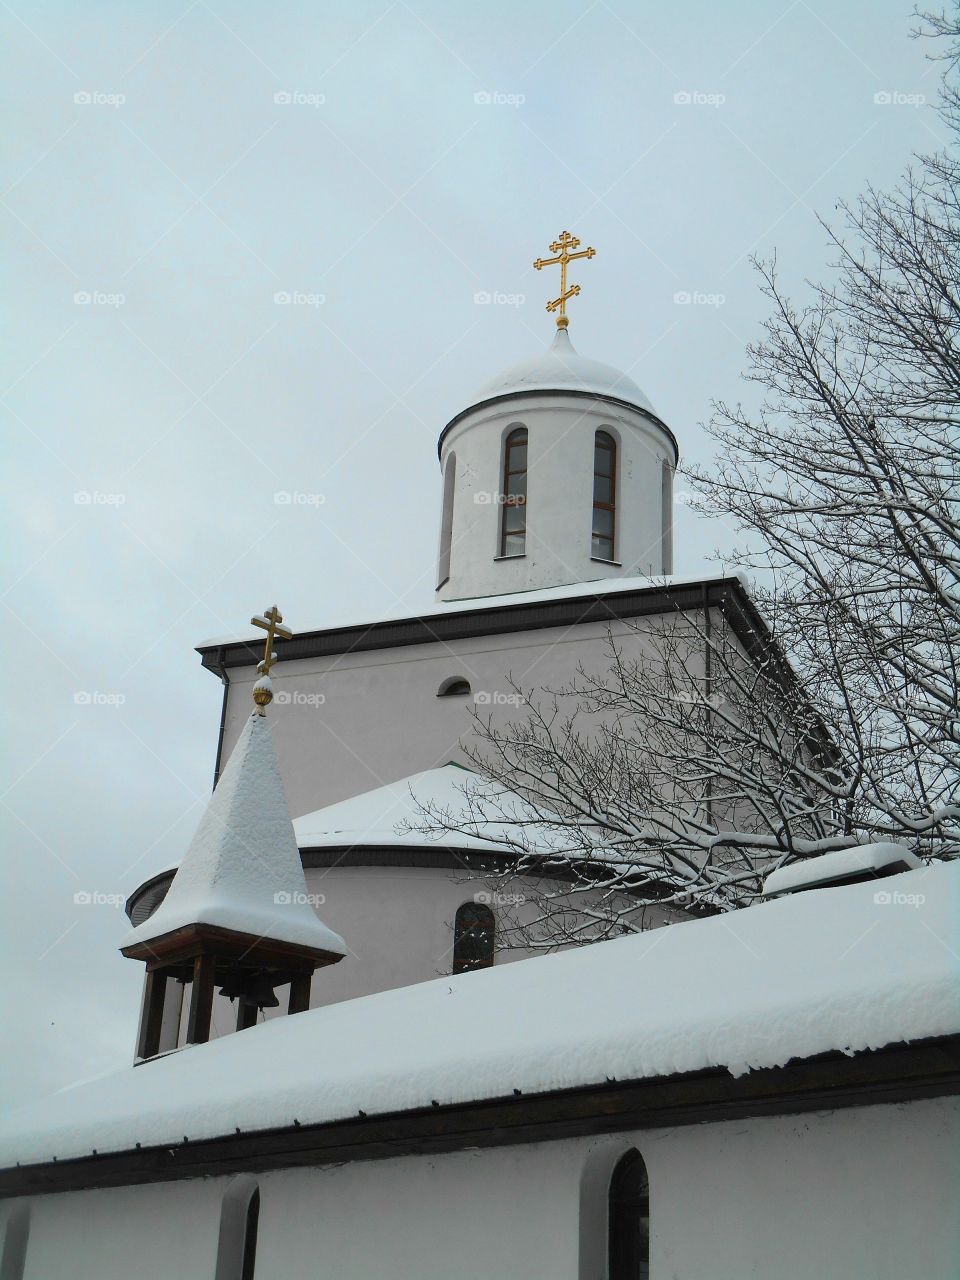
left=608, top=1149, right=649, bottom=1279
left=592, top=430, right=617, bottom=561
left=0, top=1203, right=30, bottom=1280
left=215, top=1176, right=260, bottom=1280
left=499, top=427, right=528, bottom=557
left=437, top=452, right=456, bottom=588
left=452, top=901, right=495, bottom=973
left=660, top=458, right=673, bottom=574
left=437, top=676, right=471, bottom=697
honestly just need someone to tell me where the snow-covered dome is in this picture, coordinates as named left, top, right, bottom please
left=463, top=327, right=657, bottom=419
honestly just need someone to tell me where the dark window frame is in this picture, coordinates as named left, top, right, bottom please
left=452, top=901, right=496, bottom=973
left=607, top=1149, right=649, bottom=1279
left=592, top=430, right=617, bottom=561
left=499, top=427, right=528, bottom=558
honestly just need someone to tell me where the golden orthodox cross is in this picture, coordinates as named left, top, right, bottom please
left=533, top=231, right=596, bottom=329
left=251, top=605, right=293, bottom=677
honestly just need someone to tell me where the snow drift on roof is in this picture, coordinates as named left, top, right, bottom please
left=2, top=862, right=957, bottom=1168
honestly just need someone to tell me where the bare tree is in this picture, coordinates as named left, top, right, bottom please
left=409, top=12, right=960, bottom=949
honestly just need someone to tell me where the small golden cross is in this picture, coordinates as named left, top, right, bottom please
left=533, top=231, right=597, bottom=329
left=251, top=605, right=293, bottom=677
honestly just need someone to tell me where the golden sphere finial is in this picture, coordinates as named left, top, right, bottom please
left=556, top=314, right=569, bottom=329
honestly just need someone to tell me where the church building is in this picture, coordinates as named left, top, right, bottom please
left=1, top=239, right=958, bottom=1279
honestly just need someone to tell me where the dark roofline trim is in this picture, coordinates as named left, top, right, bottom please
left=437, top=388, right=680, bottom=464
left=196, top=577, right=757, bottom=675
left=2, top=1034, right=957, bottom=1197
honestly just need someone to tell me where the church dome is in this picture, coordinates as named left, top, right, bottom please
left=462, top=328, right=657, bottom=420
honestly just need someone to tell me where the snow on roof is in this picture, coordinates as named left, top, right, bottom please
left=462, top=327, right=657, bottom=418
left=293, top=763, right=565, bottom=855
left=763, top=843, right=922, bottom=897
left=4, top=862, right=957, bottom=1169
left=121, top=711, right=345, bottom=956
left=197, top=568, right=749, bottom=650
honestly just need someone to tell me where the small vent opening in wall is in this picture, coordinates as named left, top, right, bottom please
left=437, top=677, right=472, bottom=697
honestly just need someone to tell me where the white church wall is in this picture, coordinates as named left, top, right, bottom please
left=217, top=609, right=719, bottom=819
left=180, top=864, right=682, bottom=1041
left=14, top=1177, right=223, bottom=1280
left=436, top=394, right=675, bottom=602
left=9, top=1096, right=957, bottom=1279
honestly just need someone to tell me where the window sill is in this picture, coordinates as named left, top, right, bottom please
left=591, top=556, right=622, bottom=566
left=494, top=553, right=526, bottom=562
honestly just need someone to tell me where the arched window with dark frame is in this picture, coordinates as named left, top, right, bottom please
left=452, top=901, right=495, bottom=973
left=608, top=1149, right=649, bottom=1279
left=215, top=1176, right=260, bottom=1280
left=499, top=426, right=528, bottom=557
left=592, top=430, right=617, bottom=561
left=437, top=452, right=456, bottom=588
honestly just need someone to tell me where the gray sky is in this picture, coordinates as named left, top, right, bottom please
left=1, top=0, right=944, bottom=1106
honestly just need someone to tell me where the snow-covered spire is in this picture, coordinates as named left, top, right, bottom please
left=121, top=710, right=344, bottom=955
left=121, top=613, right=344, bottom=1056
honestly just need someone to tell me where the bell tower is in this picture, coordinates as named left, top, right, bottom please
left=120, top=606, right=346, bottom=1058
left=435, top=233, right=678, bottom=602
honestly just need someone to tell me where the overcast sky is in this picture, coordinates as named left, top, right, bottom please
left=1, top=0, right=945, bottom=1107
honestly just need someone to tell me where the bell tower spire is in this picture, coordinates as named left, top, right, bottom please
left=121, top=605, right=345, bottom=1059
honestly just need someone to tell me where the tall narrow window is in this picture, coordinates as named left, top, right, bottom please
left=592, top=430, right=617, bottom=560
left=437, top=453, right=456, bottom=588
left=661, top=459, right=673, bottom=574
left=499, top=427, right=528, bottom=557
left=452, top=901, right=495, bottom=973
left=215, top=1176, right=260, bottom=1280
left=608, top=1150, right=649, bottom=1280
left=0, top=1204, right=30, bottom=1280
